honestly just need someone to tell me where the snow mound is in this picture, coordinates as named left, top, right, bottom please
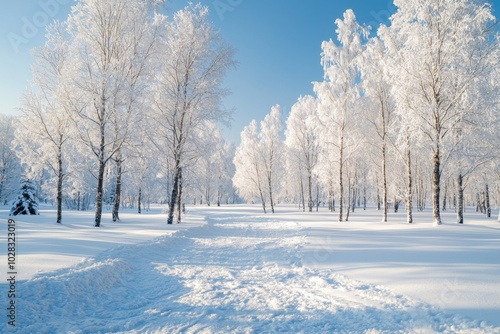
left=4, top=213, right=499, bottom=333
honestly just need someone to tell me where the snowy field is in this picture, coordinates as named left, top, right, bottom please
left=1, top=204, right=499, bottom=333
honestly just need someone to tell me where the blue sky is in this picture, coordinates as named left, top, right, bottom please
left=1, top=0, right=498, bottom=143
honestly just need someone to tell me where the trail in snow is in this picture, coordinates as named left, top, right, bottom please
left=3, top=212, right=499, bottom=333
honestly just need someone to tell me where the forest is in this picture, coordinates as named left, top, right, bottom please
left=0, top=0, right=499, bottom=226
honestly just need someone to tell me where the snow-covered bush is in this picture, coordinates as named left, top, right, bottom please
left=9, top=180, right=39, bottom=216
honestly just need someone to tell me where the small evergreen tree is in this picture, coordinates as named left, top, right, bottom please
left=9, top=180, right=39, bottom=216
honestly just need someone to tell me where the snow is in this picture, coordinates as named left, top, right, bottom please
left=1, top=204, right=499, bottom=333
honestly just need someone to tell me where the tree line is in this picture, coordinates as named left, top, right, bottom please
left=232, top=0, right=500, bottom=224
left=5, top=0, right=236, bottom=226
left=1, top=0, right=499, bottom=226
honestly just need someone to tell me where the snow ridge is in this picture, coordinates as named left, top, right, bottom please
left=5, top=214, right=499, bottom=333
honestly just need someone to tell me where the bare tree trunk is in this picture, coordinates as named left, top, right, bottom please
left=363, top=181, right=367, bottom=211
left=167, top=162, right=181, bottom=225
left=268, top=171, right=275, bottom=214
left=112, top=156, right=122, bottom=222
left=56, top=144, right=63, bottom=224
left=376, top=180, right=381, bottom=210
left=300, top=178, right=305, bottom=212
left=432, top=148, right=442, bottom=225
left=94, top=121, right=106, bottom=228
left=345, top=172, right=351, bottom=222
left=481, top=190, right=487, bottom=215
left=476, top=193, right=481, bottom=212
left=382, top=133, right=388, bottom=222
left=138, top=187, right=142, bottom=214
left=406, top=133, right=413, bottom=224
left=316, top=183, right=320, bottom=212
left=177, top=168, right=183, bottom=224
left=457, top=173, right=464, bottom=224
left=486, top=184, right=491, bottom=218
left=308, top=173, right=313, bottom=212
left=339, top=135, right=344, bottom=222
left=94, top=157, right=105, bottom=227
left=443, top=179, right=448, bottom=211
left=259, top=187, right=267, bottom=214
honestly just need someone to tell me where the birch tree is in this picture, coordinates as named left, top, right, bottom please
left=64, top=0, right=159, bottom=227
left=259, top=105, right=283, bottom=214
left=0, top=115, right=20, bottom=204
left=151, top=3, right=234, bottom=224
left=16, top=22, right=71, bottom=224
left=314, top=9, right=368, bottom=222
left=359, top=37, right=396, bottom=222
left=233, top=121, right=267, bottom=212
left=285, top=95, right=319, bottom=212
left=379, top=0, right=498, bottom=225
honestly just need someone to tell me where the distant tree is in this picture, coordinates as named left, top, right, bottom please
left=259, top=105, right=284, bottom=214
left=314, top=9, right=368, bottom=222
left=233, top=121, right=268, bottom=213
left=0, top=115, right=20, bottom=204
left=192, top=123, right=234, bottom=207
left=285, top=95, right=319, bottom=212
left=9, top=180, right=39, bottom=216
left=359, top=37, right=396, bottom=222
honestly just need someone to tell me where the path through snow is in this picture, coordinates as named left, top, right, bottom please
left=4, top=211, right=499, bottom=333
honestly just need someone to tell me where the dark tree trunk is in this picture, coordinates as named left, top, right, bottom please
left=300, top=178, right=305, bottom=212
left=259, top=187, right=267, bottom=214
left=308, top=173, right=313, bottom=212
left=406, top=133, right=413, bottom=224
left=442, top=180, right=447, bottom=211
left=177, top=168, right=183, bottom=224
left=94, top=121, right=106, bottom=227
left=363, top=182, right=367, bottom=211
left=457, top=173, right=464, bottom=224
left=167, top=163, right=181, bottom=225
left=94, top=157, right=106, bottom=227
left=138, top=187, right=142, bottom=214
left=476, top=193, right=481, bottom=212
left=56, top=144, right=63, bottom=224
left=377, top=183, right=381, bottom=211
left=485, top=184, right=491, bottom=218
left=112, top=157, right=122, bottom=222
left=268, top=171, right=275, bottom=214
left=432, top=148, right=442, bottom=225
left=316, top=183, right=320, bottom=212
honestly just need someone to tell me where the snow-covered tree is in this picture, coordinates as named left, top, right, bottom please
left=9, top=180, right=39, bottom=216
left=359, top=37, right=397, bottom=222
left=16, top=22, right=71, bottom=224
left=233, top=121, right=268, bottom=212
left=150, top=3, right=235, bottom=224
left=0, top=114, right=20, bottom=204
left=285, top=95, right=319, bottom=212
left=63, top=0, right=160, bottom=227
left=192, top=123, right=235, bottom=206
left=233, top=106, right=284, bottom=213
left=314, top=9, right=368, bottom=222
left=259, top=105, right=284, bottom=213
left=379, top=0, right=499, bottom=225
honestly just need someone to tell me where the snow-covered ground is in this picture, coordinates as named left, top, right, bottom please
left=1, top=204, right=499, bottom=333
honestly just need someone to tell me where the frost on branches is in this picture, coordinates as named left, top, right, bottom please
left=9, top=180, right=40, bottom=216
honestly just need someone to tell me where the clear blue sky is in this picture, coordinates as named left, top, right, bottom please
left=1, top=0, right=498, bottom=143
